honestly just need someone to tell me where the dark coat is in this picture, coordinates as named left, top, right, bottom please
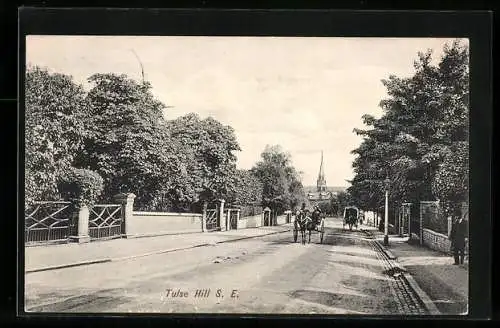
left=449, top=218, right=468, bottom=250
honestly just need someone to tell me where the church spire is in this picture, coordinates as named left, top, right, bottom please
left=317, top=151, right=327, bottom=192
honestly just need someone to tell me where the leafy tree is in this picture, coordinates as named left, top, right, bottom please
left=349, top=40, right=469, bottom=213
left=25, top=66, right=89, bottom=204
left=74, top=73, right=173, bottom=209
left=167, top=113, right=241, bottom=204
left=57, top=167, right=104, bottom=207
left=251, top=145, right=306, bottom=214
left=432, top=141, right=469, bottom=216
left=227, top=169, right=263, bottom=206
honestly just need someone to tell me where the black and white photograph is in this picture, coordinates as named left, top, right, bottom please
left=23, top=34, right=471, bottom=315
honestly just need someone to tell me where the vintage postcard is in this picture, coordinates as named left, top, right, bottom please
left=23, top=34, right=471, bottom=316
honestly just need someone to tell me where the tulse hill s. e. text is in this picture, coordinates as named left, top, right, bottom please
left=164, top=289, right=239, bottom=298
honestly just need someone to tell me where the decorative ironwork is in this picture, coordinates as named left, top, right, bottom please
left=25, top=201, right=72, bottom=244
left=205, top=208, right=220, bottom=231
left=88, top=204, right=123, bottom=240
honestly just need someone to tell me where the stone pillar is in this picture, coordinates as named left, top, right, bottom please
left=70, top=205, right=90, bottom=243
left=202, top=201, right=208, bottom=232
left=114, top=193, right=136, bottom=238
left=226, top=208, right=231, bottom=231
left=219, top=199, right=225, bottom=231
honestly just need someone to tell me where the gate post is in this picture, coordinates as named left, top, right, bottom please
left=202, top=201, right=208, bottom=232
left=219, top=199, right=225, bottom=231
left=69, top=205, right=90, bottom=243
left=263, top=207, right=271, bottom=226
left=226, top=209, right=231, bottom=231
left=114, top=193, right=136, bottom=238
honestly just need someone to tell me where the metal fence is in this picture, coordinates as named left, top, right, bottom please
left=88, top=204, right=123, bottom=240
left=205, top=208, right=220, bottom=231
left=25, top=201, right=73, bottom=244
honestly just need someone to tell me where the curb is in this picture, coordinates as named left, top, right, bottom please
left=113, top=229, right=291, bottom=262
left=401, top=271, right=442, bottom=315
left=25, top=259, right=112, bottom=273
left=25, top=228, right=291, bottom=274
left=361, top=229, right=442, bottom=315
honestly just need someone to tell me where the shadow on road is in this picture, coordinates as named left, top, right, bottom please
left=289, top=288, right=395, bottom=314
left=26, top=288, right=131, bottom=312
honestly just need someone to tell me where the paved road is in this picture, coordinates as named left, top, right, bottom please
left=25, top=217, right=426, bottom=314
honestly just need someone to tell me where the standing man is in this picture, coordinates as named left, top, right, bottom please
left=449, top=208, right=468, bottom=265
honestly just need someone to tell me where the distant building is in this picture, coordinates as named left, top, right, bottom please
left=306, top=151, right=335, bottom=203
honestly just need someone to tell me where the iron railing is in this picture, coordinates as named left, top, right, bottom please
left=205, top=208, right=220, bottom=231
left=88, top=204, right=123, bottom=240
left=25, top=201, right=72, bottom=244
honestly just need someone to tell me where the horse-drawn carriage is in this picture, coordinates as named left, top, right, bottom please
left=343, top=206, right=360, bottom=231
left=293, top=208, right=325, bottom=244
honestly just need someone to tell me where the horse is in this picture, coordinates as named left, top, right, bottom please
left=295, top=210, right=312, bottom=244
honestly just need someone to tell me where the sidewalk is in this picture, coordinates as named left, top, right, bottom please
left=362, top=225, right=468, bottom=315
left=25, top=224, right=292, bottom=273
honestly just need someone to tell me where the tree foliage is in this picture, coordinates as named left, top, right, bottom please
left=349, top=40, right=469, bottom=212
left=227, top=169, right=263, bottom=206
left=73, top=73, right=173, bottom=209
left=167, top=113, right=241, bottom=204
left=25, top=68, right=305, bottom=215
left=25, top=66, right=89, bottom=204
left=251, top=145, right=306, bottom=214
left=57, top=167, right=104, bottom=207
left=432, top=141, right=469, bottom=216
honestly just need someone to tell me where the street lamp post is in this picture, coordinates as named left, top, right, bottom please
left=383, top=176, right=391, bottom=246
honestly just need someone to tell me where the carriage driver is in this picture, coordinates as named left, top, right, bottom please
left=297, top=202, right=309, bottom=218
left=300, top=202, right=307, bottom=212
left=312, top=205, right=322, bottom=224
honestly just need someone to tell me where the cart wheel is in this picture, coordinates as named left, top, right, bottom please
left=320, top=220, right=325, bottom=244
left=293, top=226, right=298, bottom=243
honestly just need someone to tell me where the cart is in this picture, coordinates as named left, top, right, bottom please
left=343, top=206, right=359, bottom=231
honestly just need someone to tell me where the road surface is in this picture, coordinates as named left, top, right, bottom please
left=25, top=217, right=426, bottom=314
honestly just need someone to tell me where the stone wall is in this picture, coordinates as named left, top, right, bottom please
left=237, top=214, right=263, bottom=229
left=422, top=228, right=451, bottom=254
left=236, top=214, right=287, bottom=229
left=422, top=228, right=469, bottom=255
left=129, top=211, right=203, bottom=237
left=276, top=215, right=287, bottom=225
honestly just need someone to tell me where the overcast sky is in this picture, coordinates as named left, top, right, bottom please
left=26, top=36, right=463, bottom=187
